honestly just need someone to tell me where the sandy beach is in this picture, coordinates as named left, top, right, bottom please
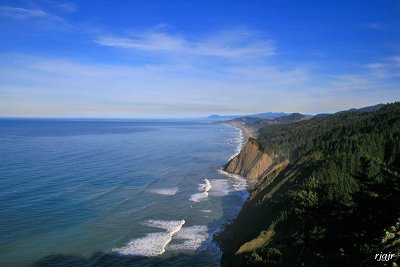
left=223, top=121, right=258, bottom=142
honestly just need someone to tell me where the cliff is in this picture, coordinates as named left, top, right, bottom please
left=225, top=138, right=275, bottom=182
left=217, top=103, right=400, bottom=267
left=218, top=137, right=293, bottom=266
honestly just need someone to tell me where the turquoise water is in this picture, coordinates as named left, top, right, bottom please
left=0, top=120, right=247, bottom=266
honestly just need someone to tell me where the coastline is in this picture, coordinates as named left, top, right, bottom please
left=219, top=121, right=254, bottom=195
left=213, top=122, right=253, bottom=246
left=216, top=121, right=278, bottom=267
left=216, top=121, right=279, bottom=265
left=220, top=121, right=258, bottom=186
left=223, top=121, right=257, bottom=141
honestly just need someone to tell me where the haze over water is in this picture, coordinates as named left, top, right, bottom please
left=0, top=120, right=247, bottom=266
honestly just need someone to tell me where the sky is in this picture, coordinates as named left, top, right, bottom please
left=0, top=0, right=399, bottom=118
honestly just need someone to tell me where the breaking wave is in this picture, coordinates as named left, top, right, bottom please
left=190, top=179, right=212, bottom=202
left=167, top=225, right=209, bottom=251
left=112, top=220, right=185, bottom=256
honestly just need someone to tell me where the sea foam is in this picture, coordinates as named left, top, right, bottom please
left=190, top=179, right=212, bottom=202
left=147, top=187, right=179, bottom=196
left=168, top=225, right=209, bottom=251
left=217, top=169, right=247, bottom=191
left=217, top=169, right=249, bottom=203
left=112, top=219, right=185, bottom=256
left=226, top=126, right=245, bottom=160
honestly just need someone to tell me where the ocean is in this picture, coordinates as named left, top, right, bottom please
left=0, top=119, right=248, bottom=267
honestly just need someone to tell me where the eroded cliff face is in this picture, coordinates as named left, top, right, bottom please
left=224, top=138, right=277, bottom=182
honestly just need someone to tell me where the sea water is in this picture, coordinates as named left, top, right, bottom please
left=0, top=119, right=247, bottom=266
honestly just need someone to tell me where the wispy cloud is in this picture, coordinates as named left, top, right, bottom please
left=95, top=28, right=276, bottom=60
left=0, top=18, right=398, bottom=117
left=1, top=51, right=399, bottom=117
left=0, top=5, right=63, bottom=22
left=96, top=33, right=186, bottom=52
left=0, top=6, right=46, bottom=18
left=328, top=75, right=373, bottom=91
left=366, top=56, right=400, bottom=78
left=0, top=53, right=309, bottom=117
left=0, top=4, right=72, bottom=30
left=227, top=65, right=309, bottom=87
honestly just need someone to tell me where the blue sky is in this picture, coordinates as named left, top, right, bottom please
left=0, top=0, right=399, bottom=117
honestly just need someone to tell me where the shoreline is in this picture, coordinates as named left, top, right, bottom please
left=213, top=123, right=253, bottom=251
left=223, top=121, right=257, bottom=142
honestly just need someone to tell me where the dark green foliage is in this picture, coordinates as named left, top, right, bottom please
left=258, top=103, right=400, bottom=163
left=240, top=103, right=400, bottom=266
left=244, top=248, right=283, bottom=266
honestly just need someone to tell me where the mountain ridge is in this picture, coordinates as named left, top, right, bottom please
left=208, top=103, right=384, bottom=121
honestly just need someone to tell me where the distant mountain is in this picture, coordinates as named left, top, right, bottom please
left=207, top=114, right=243, bottom=120
left=223, top=113, right=310, bottom=126
left=315, top=103, right=385, bottom=118
left=218, top=113, right=310, bottom=133
left=257, top=113, right=310, bottom=125
left=335, top=103, right=385, bottom=114
left=245, top=112, right=289, bottom=118
left=209, top=104, right=385, bottom=122
left=207, top=112, right=288, bottom=121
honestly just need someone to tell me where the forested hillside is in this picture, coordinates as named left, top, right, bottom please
left=218, top=103, right=400, bottom=266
